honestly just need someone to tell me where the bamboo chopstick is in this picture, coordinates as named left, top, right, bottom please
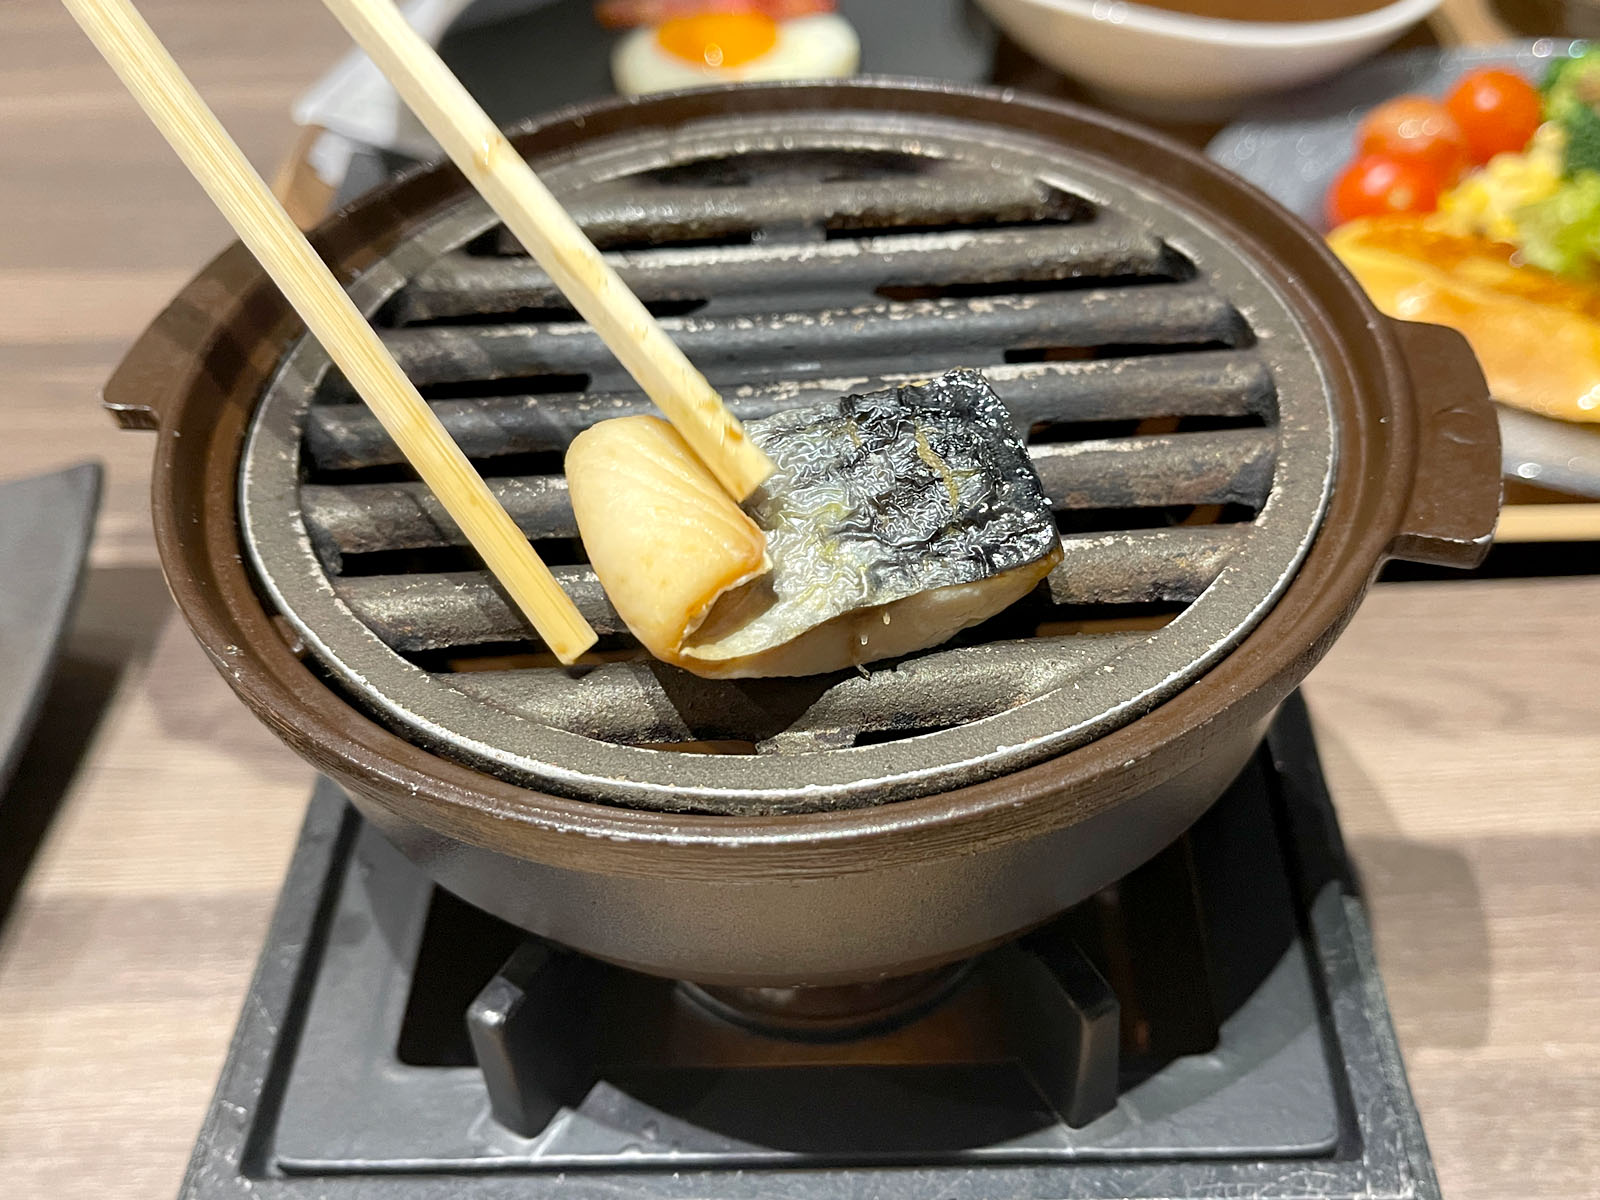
left=317, top=0, right=775, bottom=503
left=61, top=0, right=598, bottom=664
left=1494, top=503, right=1600, bottom=544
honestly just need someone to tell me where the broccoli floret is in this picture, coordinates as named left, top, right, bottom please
left=1562, top=102, right=1600, bottom=175
left=1543, top=46, right=1600, bottom=112
left=1517, top=169, right=1600, bottom=278
left=1542, top=49, right=1579, bottom=98
left=1545, top=47, right=1600, bottom=174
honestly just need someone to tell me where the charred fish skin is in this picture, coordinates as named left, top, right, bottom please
left=690, top=368, right=1061, bottom=662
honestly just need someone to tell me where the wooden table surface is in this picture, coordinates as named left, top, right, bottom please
left=1, top=3, right=1596, bottom=1197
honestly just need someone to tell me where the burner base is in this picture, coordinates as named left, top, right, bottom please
left=677, top=964, right=975, bottom=1043
left=179, top=695, right=1439, bottom=1199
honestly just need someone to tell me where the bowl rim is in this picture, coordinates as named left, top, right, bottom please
left=980, top=0, right=1444, bottom=48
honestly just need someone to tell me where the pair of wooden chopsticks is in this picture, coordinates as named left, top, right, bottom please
left=62, top=0, right=774, bottom=664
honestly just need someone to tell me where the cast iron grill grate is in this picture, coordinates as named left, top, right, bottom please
left=240, top=110, right=1336, bottom=813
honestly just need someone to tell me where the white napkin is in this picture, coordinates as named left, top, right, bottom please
left=292, top=0, right=556, bottom=182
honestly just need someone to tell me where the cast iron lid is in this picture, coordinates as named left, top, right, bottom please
left=237, top=80, right=1339, bottom=815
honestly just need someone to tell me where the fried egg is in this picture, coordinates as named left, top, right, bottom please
left=611, top=12, right=860, bottom=96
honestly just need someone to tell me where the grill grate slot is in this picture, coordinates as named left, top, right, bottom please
left=362, top=283, right=1244, bottom=392
left=339, top=567, right=619, bottom=653
left=637, top=147, right=937, bottom=187
left=303, top=352, right=1274, bottom=471
left=1031, top=430, right=1274, bottom=512
left=305, top=477, right=575, bottom=558
left=1046, top=526, right=1249, bottom=606
left=303, top=430, right=1272, bottom=560
left=487, top=174, right=1076, bottom=255
left=444, top=635, right=1147, bottom=748
left=394, top=223, right=1172, bottom=324
left=333, top=524, right=1247, bottom=656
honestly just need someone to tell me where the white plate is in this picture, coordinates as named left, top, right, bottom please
left=1208, top=40, right=1600, bottom=498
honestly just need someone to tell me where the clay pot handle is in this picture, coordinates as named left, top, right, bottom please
left=1386, top=318, right=1503, bottom=569
left=103, top=241, right=277, bottom=431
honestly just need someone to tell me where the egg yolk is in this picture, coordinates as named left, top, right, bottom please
left=655, top=13, right=778, bottom=69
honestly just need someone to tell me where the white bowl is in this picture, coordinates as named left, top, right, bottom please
left=975, top=0, right=1445, bottom=120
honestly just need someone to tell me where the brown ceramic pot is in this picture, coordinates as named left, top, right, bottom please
left=108, top=81, right=1499, bottom=985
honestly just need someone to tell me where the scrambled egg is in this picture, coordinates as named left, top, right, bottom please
left=1432, top=123, right=1567, bottom=244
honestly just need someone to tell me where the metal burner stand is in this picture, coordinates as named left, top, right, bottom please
left=179, top=695, right=1438, bottom=1199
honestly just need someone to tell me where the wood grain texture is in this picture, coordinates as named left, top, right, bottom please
left=0, top=4, right=1596, bottom=1198
left=0, top=5, right=327, bottom=1196
left=1304, top=576, right=1600, bottom=1200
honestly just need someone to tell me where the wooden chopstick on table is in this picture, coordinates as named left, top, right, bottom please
left=316, top=0, right=775, bottom=503
left=61, top=0, right=598, bottom=664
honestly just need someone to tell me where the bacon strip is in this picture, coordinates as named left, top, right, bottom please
left=595, top=0, right=836, bottom=29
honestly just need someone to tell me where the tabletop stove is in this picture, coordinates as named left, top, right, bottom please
left=179, top=24, right=1441, bottom=1189
left=178, top=694, right=1438, bottom=1199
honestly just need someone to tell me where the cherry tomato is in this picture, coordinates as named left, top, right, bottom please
left=1356, top=96, right=1470, bottom=183
left=1446, top=68, right=1543, bottom=164
left=1326, top=153, right=1445, bottom=227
